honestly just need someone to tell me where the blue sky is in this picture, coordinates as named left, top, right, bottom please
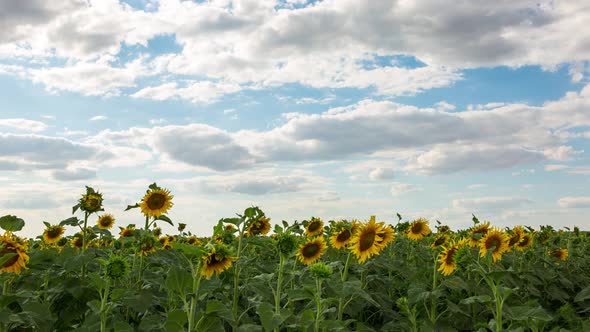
left=1, top=0, right=589, bottom=237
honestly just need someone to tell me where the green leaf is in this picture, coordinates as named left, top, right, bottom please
left=508, top=305, right=552, bottom=322
left=165, top=266, right=192, bottom=295
left=460, top=295, right=491, bottom=305
left=575, top=285, right=590, bottom=302
left=43, top=221, right=51, bottom=228
left=60, top=216, right=80, bottom=227
left=125, top=203, right=140, bottom=211
left=442, top=276, right=468, bottom=291
left=221, top=217, right=241, bottom=226
left=206, top=300, right=234, bottom=323
left=0, top=215, right=25, bottom=232
left=114, top=321, right=135, bottom=332
left=72, top=203, right=80, bottom=215
left=0, top=253, right=17, bottom=267
left=156, top=215, right=174, bottom=226
left=167, top=309, right=187, bottom=326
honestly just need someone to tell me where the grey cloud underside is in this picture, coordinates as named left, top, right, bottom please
left=52, top=168, right=97, bottom=181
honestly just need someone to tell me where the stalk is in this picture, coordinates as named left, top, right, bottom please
left=314, top=278, right=323, bottom=332
left=232, top=225, right=244, bottom=331
left=82, top=212, right=89, bottom=254
left=100, top=279, right=111, bottom=332
left=337, top=251, right=352, bottom=320
left=188, top=263, right=203, bottom=332
left=430, top=252, right=438, bottom=325
left=275, top=254, right=285, bottom=314
left=144, top=215, right=150, bottom=231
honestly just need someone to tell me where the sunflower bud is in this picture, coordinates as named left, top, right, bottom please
left=276, top=233, right=298, bottom=257
left=309, top=262, right=333, bottom=279
left=106, top=256, right=130, bottom=280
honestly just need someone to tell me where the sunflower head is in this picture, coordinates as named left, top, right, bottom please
left=350, top=218, right=385, bottom=264
left=153, top=227, right=162, bottom=237
left=138, top=235, right=157, bottom=256
left=276, top=232, right=298, bottom=257
left=77, top=187, right=104, bottom=214
left=479, top=228, right=510, bottom=262
left=139, top=184, right=174, bottom=218
left=406, top=218, right=431, bottom=241
left=549, top=249, right=568, bottom=261
left=177, top=223, right=187, bottom=232
left=186, top=235, right=201, bottom=246
left=376, top=221, right=395, bottom=248
left=201, top=243, right=237, bottom=279
left=329, top=221, right=356, bottom=250
left=119, top=225, right=136, bottom=238
left=437, top=225, right=451, bottom=234
left=305, top=217, right=324, bottom=237
left=507, top=226, right=524, bottom=248
left=297, top=237, right=327, bottom=265
left=106, top=255, right=130, bottom=280
left=515, top=233, right=533, bottom=251
left=0, top=233, right=29, bottom=274
left=159, top=236, right=172, bottom=249
left=431, top=234, right=448, bottom=249
left=437, top=239, right=466, bottom=276
left=309, top=262, right=333, bottom=279
left=468, top=222, right=491, bottom=247
left=43, top=225, right=65, bottom=245
left=70, top=235, right=85, bottom=249
left=97, top=214, right=115, bottom=230
left=246, top=216, right=271, bottom=237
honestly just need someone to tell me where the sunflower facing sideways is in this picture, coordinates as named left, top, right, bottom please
left=479, top=228, right=510, bottom=262
left=507, top=226, right=524, bottom=249
left=305, top=217, right=324, bottom=237
left=438, top=239, right=467, bottom=276
left=246, top=216, right=271, bottom=237
left=329, top=220, right=359, bottom=249
left=468, top=222, right=490, bottom=247
left=97, top=214, right=115, bottom=230
left=0, top=232, right=29, bottom=274
left=297, top=237, right=327, bottom=265
left=549, top=249, right=568, bottom=261
left=201, top=243, right=237, bottom=279
left=140, top=185, right=174, bottom=218
left=43, top=225, right=65, bottom=245
left=515, top=233, right=533, bottom=251
left=406, top=218, right=431, bottom=241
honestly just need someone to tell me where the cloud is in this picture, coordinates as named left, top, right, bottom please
left=52, top=167, right=97, bottom=181
left=452, top=196, right=532, bottom=211
left=544, top=164, right=569, bottom=172
left=131, top=81, right=242, bottom=104
left=390, top=182, right=422, bottom=196
left=90, top=115, right=108, bottom=121
left=0, top=118, right=47, bottom=132
left=557, top=197, right=590, bottom=208
left=369, top=167, right=395, bottom=180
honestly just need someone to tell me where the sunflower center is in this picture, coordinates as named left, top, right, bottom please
left=336, top=230, right=351, bottom=243
left=519, top=236, right=530, bottom=247
left=508, top=234, right=520, bottom=246
left=0, top=246, right=19, bottom=268
left=434, top=237, right=445, bottom=246
left=147, top=193, right=167, bottom=210
left=444, top=247, right=457, bottom=265
left=411, top=223, right=423, bottom=234
left=308, top=221, right=320, bottom=232
left=302, top=243, right=320, bottom=258
left=359, top=231, right=376, bottom=251
left=100, top=217, right=113, bottom=227
left=47, top=228, right=62, bottom=239
left=485, top=236, right=501, bottom=252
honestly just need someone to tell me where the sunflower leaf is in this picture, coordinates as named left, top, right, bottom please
left=125, top=203, right=140, bottom=211
left=60, top=217, right=80, bottom=227
left=574, top=285, right=590, bottom=302
left=0, top=253, right=18, bottom=266
left=156, top=215, right=174, bottom=226
left=0, top=215, right=25, bottom=232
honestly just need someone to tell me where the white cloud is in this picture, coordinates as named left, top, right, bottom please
left=131, top=81, right=242, bottom=104
left=0, top=118, right=47, bottom=132
left=52, top=167, right=97, bottom=181
left=90, top=115, right=108, bottom=121
left=453, top=196, right=532, bottom=211
left=390, top=182, right=422, bottom=196
left=558, top=197, right=590, bottom=208
left=544, top=164, right=569, bottom=172
left=368, top=167, right=395, bottom=180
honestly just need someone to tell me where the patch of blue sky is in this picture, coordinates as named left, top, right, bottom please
left=116, top=34, right=182, bottom=65
left=358, top=54, right=426, bottom=70
left=119, top=0, right=159, bottom=12
left=275, top=0, right=321, bottom=10
left=393, top=65, right=584, bottom=111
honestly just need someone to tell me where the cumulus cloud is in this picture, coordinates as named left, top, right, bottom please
left=558, top=197, right=590, bottom=208
left=390, top=182, right=422, bottom=196
left=369, top=167, right=395, bottom=180
left=453, top=196, right=532, bottom=211
left=0, top=118, right=47, bottom=132
left=52, top=167, right=97, bottom=181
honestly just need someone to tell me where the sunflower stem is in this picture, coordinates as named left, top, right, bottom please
left=273, top=254, right=286, bottom=332
left=144, top=216, right=150, bottom=231
left=429, top=251, right=438, bottom=326
left=337, top=251, right=352, bottom=320
left=232, top=224, right=245, bottom=332
left=100, top=278, right=111, bottom=332
left=188, top=262, right=203, bottom=332
left=314, top=277, right=323, bottom=332
left=81, top=211, right=89, bottom=254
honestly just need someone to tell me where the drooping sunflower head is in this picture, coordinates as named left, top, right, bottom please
left=297, top=237, right=327, bottom=265
left=329, top=221, right=355, bottom=250
left=549, top=249, right=568, bottom=261
left=0, top=233, right=29, bottom=274
left=119, top=225, right=136, bottom=238
left=406, top=218, right=431, bottom=241
left=78, top=187, right=104, bottom=213
left=177, top=223, right=187, bottom=232
left=152, top=227, right=162, bottom=237
left=138, top=235, right=157, bottom=256
left=437, top=225, right=451, bottom=234
left=106, top=255, right=130, bottom=280
left=186, top=235, right=201, bottom=246
left=507, top=226, right=524, bottom=248
left=305, top=217, right=324, bottom=237
left=431, top=234, right=448, bottom=249
left=97, top=214, right=115, bottom=230
left=515, top=233, right=533, bottom=251
left=43, top=225, right=65, bottom=245
left=140, top=186, right=174, bottom=218
left=246, top=216, right=271, bottom=237
left=201, top=244, right=237, bottom=279
left=479, top=228, right=510, bottom=262
left=350, top=218, right=383, bottom=264
left=468, top=222, right=491, bottom=247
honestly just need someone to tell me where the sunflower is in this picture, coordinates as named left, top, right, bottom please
left=297, top=237, right=327, bottom=265
left=305, top=217, right=324, bottom=237
left=246, top=216, right=271, bottom=237
left=431, top=234, right=448, bottom=249
left=329, top=221, right=358, bottom=250
left=70, top=236, right=85, bottom=249
left=437, top=225, right=451, bottom=234
left=350, top=218, right=384, bottom=264
left=406, top=218, right=431, bottom=241
left=186, top=236, right=201, bottom=246
left=549, top=249, right=568, bottom=261
left=140, top=187, right=174, bottom=218
left=437, top=239, right=465, bottom=276
left=159, top=236, right=172, bottom=249
left=119, top=226, right=136, bottom=238
left=468, top=222, right=490, bottom=247
left=515, top=233, right=533, bottom=251
left=138, top=236, right=157, bottom=256
left=375, top=221, right=395, bottom=248
left=479, top=228, right=510, bottom=262
left=79, top=192, right=103, bottom=213
left=153, top=227, right=162, bottom=237
left=43, top=225, right=65, bottom=245
left=201, top=244, right=237, bottom=279
left=507, top=226, right=524, bottom=249
left=97, top=214, right=115, bottom=230
left=0, top=233, right=29, bottom=274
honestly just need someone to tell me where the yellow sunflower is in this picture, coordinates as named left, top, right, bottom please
left=140, top=188, right=174, bottom=218
left=139, top=236, right=157, bottom=256
left=201, top=245, right=237, bottom=279
left=297, top=237, right=327, bottom=265
left=80, top=192, right=103, bottom=213
left=246, top=216, right=271, bottom=237
left=549, top=249, right=568, bottom=261
left=43, top=225, right=65, bottom=245
left=153, top=227, right=162, bottom=237
left=507, top=226, right=524, bottom=249
left=97, top=214, right=115, bottom=230
left=329, top=221, right=358, bottom=249
left=431, top=234, right=448, bottom=249
left=468, top=222, right=491, bottom=247
left=350, top=218, right=384, bottom=264
left=0, top=233, right=29, bottom=274
left=375, top=220, right=395, bottom=248
left=70, top=236, right=85, bottom=249
left=159, top=236, right=172, bottom=249
left=515, top=233, right=533, bottom=251
left=119, top=226, right=136, bottom=238
left=479, top=228, right=510, bottom=262
left=186, top=236, right=201, bottom=246
left=406, top=218, right=431, bottom=241
left=437, top=239, right=466, bottom=276
left=305, top=217, right=324, bottom=237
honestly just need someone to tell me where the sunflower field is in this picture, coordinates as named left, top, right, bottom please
left=0, top=184, right=589, bottom=332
